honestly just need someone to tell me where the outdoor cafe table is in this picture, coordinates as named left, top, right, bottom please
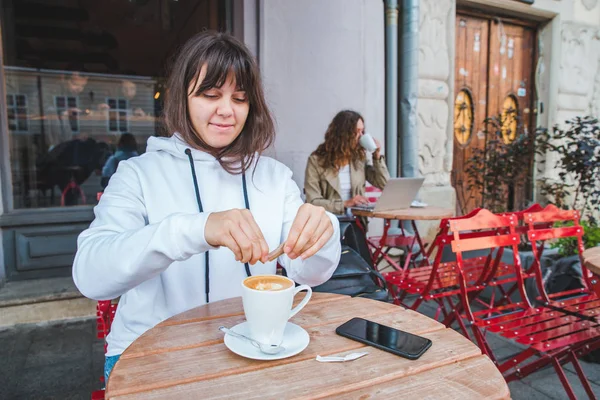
left=583, top=246, right=600, bottom=296
left=105, top=293, right=509, bottom=399
left=352, top=206, right=454, bottom=268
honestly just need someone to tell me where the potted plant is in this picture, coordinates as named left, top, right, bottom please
left=534, top=117, right=600, bottom=303
left=463, top=111, right=536, bottom=216
left=461, top=115, right=600, bottom=307
left=537, top=116, right=600, bottom=222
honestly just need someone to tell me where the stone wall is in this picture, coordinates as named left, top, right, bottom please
left=416, top=0, right=457, bottom=238
left=418, top=0, right=454, bottom=189
left=417, top=0, right=600, bottom=222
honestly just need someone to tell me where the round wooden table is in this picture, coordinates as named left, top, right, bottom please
left=583, top=247, right=600, bottom=276
left=106, top=293, right=509, bottom=399
left=583, top=247, right=600, bottom=296
left=351, top=206, right=454, bottom=220
left=352, top=206, right=454, bottom=269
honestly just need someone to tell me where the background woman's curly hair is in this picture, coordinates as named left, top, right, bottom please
left=314, top=110, right=366, bottom=170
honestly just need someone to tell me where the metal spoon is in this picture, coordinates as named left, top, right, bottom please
left=219, top=326, right=286, bottom=355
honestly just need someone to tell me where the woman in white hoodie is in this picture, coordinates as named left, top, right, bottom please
left=72, top=31, right=341, bottom=381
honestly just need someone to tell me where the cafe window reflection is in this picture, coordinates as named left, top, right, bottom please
left=1, top=0, right=230, bottom=209
left=107, top=97, right=129, bottom=133
left=54, top=95, right=80, bottom=133
left=7, top=93, right=29, bottom=132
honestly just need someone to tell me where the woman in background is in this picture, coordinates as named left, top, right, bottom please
left=304, top=110, right=389, bottom=218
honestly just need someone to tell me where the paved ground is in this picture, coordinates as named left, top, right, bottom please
left=0, top=319, right=104, bottom=400
left=415, top=301, right=600, bottom=399
left=0, top=311, right=599, bottom=399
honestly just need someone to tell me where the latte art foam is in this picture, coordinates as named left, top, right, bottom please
left=255, top=282, right=284, bottom=291
left=244, top=275, right=293, bottom=291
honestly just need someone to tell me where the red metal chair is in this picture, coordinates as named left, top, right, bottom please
left=393, top=204, right=546, bottom=320
left=449, top=209, right=600, bottom=400
left=60, top=178, right=86, bottom=206
left=92, top=299, right=118, bottom=399
left=525, top=204, right=600, bottom=320
left=384, top=206, right=526, bottom=321
left=91, top=191, right=118, bottom=399
left=383, top=207, right=487, bottom=315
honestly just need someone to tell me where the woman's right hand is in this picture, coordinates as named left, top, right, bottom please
left=204, top=209, right=269, bottom=264
left=343, top=195, right=370, bottom=208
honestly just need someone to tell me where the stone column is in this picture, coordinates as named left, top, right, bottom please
left=417, top=0, right=456, bottom=237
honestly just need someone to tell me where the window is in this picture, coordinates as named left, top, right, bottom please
left=1, top=0, right=228, bottom=211
left=453, top=89, right=474, bottom=147
left=54, top=95, right=79, bottom=133
left=6, top=94, right=28, bottom=132
left=107, top=97, right=129, bottom=133
left=501, top=95, right=519, bottom=144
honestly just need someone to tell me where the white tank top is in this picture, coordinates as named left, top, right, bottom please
left=339, top=164, right=352, bottom=202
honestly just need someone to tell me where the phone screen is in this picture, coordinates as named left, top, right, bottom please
left=336, top=317, right=432, bottom=359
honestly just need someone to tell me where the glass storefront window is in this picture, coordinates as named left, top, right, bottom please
left=1, top=0, right=230, bottom=209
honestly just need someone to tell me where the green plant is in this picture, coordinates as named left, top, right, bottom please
left=536, top=116, right=600, bottom=220
left=551, top=220, right=600, bottom=256
left=463, top=112, right=535, bottom=214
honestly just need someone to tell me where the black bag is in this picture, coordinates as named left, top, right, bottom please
left=338, top=216, right=373, bottom=266
left=313, top=245, right=389, bottom=302
left=545, top=255, right=585, bottom=297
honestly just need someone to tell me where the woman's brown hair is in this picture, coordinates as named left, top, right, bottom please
left=164, top=31, right=275, bottom=174
left=314, top=110, right=365, bottom=170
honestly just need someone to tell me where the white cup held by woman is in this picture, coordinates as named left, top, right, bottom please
left=359, top=133, right=378, bottom=152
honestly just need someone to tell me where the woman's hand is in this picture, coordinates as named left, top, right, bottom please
left=284, top=204, right=334, bottom=260
left=343, top=195, right=370, bottom=208
left=373, top=138, right=382, bottom=159
left=204, top=209, right=269, bottom=264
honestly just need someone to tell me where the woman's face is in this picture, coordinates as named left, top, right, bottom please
left=354, top=119, right=365, bottom=146
left=187, top=67, right=250, bottom=149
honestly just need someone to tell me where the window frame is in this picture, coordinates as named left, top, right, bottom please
left=54, top=95, right=80, bottom=134
left=6, top=93, right=29, bottom=133
left=106, top=97, right=129, bottom=133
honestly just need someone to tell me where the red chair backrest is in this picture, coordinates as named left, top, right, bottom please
left=449, top=209, right=532, bottom=317
left=94, top=192, right=118, bottom=352
left=525, top=204, right=590, bottom=300
left=365, top=184, right=381, bottom=203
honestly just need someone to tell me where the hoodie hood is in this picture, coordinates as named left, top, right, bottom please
left=146, top=133, right=217, bottom=162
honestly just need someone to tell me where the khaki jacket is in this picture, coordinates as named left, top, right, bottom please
left=304, top=153, right=390, bottom=216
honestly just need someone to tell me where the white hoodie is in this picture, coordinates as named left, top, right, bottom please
left=73, top=135, right=341, bottom=356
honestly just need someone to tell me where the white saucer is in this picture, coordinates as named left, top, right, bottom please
left=223, top=321, right=310, bottom=360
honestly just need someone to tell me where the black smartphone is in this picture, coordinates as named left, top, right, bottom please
left=335, top=317, right=432, bottom=360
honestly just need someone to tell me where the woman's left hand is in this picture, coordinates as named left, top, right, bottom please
left=284, top=204, right=334, bottom=260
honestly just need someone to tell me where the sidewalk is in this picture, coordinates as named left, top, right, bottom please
left=0, top=319, right=104, bottom=399
left=0, top=316, right=598, bottom=399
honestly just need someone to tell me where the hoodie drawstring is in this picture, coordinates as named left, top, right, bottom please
left=185, top=149, right=251, bottom=303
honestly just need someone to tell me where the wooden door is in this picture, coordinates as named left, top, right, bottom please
left=452, top=14, right=536, bottom=214
left=452, top=15, right=489, bottom=215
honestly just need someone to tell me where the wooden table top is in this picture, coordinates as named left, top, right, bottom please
left=106, top=293, right=509, bottom=400
left=583, top=247, right=600, bottom=276
left=352, top=206, right=454, bottom=220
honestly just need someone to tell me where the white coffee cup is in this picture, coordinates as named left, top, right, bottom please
left=359, top=133, right=378, bottom=152
left=241, top=275, right=312, bottom=345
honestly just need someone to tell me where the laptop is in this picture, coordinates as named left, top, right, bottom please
left=351, top=177, right=425, bottom=212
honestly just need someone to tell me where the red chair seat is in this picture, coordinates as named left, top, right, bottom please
left=477, top=305, right=600, bottom=353
left=384, top=257, right=513, bottom=296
